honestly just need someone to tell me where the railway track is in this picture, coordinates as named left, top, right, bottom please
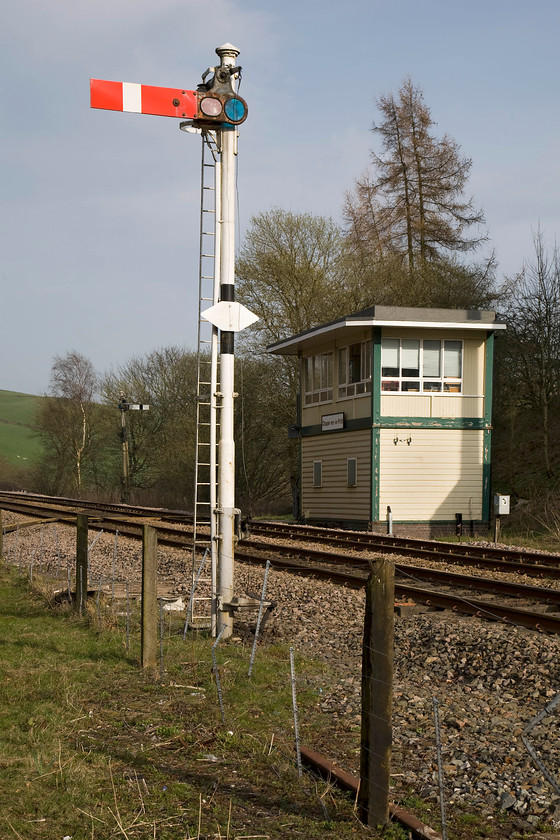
left=232, top=545, right=560, bottom=634
left=250, top=519, right=560, bottom=569
left=4, top=491, right=560, bottom=572
left=2, top=491, right=560, bottom=633
left=2, top=495, right=558, bottom=835
left=0, top=491, right=188, bottom=524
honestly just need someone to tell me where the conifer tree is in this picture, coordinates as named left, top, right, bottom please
left=344, top=77, right=493, bottom=305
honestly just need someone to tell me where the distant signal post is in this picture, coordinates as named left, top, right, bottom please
left=119, top=394, right=149, bottom=505
left=92, top=44, right=256, bottom=638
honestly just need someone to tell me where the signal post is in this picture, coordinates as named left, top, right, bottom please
left=118, top=393, right=149, bottom=504
left=91, top=44, right=256, bottom=638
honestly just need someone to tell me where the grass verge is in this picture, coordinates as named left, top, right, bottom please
left=0, top=564, right=392, bottom=840
left=0, top=562, right=541, bottom=840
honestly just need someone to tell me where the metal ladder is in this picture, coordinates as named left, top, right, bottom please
left=190, top=130, right=221, bottom=632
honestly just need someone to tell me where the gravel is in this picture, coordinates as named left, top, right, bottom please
left=3, top=515, right=560, bottom=833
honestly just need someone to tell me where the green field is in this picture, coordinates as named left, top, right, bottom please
left=0, top=389, right=44, bottom=465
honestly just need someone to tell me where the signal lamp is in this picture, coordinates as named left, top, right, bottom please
left=196, top=92, right=248, bottom=125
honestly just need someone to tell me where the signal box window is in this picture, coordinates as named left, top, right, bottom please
left=313, top=460, right=322, bottom=488
left=338, top=340, right=372, bottom=398
left=381, top=338, right=462, bottom=393
left=303, top=353, right=333, bottom=405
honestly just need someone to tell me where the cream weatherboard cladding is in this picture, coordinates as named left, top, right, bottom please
left=380, top=394, right=484, bottom=418
left=301, top=430, right=371, bottom=521
left=379, top=428, right=484, bottom=521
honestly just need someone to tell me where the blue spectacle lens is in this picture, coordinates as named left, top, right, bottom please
left=224, top=97, right=246, bottom=123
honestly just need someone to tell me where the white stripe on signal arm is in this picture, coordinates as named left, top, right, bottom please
left=122, top=82, right=142, bottom=113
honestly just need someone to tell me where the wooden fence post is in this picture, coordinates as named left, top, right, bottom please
left=141, top=524, right=158, bottom=670
left=0, top=510, right=4, bottom=560
left=358, top=558, right=395, bottom=827
left=76, top=514, right=89, bottom=614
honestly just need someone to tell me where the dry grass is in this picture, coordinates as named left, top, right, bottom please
left=0, top=564, right=382, bottom=840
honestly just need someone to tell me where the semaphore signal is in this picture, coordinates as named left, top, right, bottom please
left=90, top=58, right=247, bottom=126
left=91, top=44, right=256, bottom=639
left=90, top=80, right=197, bottom=119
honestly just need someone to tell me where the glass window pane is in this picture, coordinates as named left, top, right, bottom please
left=313, top=460, right=322, bottom=487
left=402, top=339, right=420, bottom=376
left=423, top=381, right=442, bottom=392
left=381, top=338, right=399, bottom=376
left=362, top=340, right=372, bottom=380
left=444, top=341, right=462, bottom=378
left=313, top=356, right=321, bottom=390
left=350, top=343, right=361, bottom=383
left=402, top=380, right=420, bottom=391
left=326, top=353, right=333, bottom=387
left=338, top=348, right=347, bottom=385
left=320, top=354, right=328, bottom=388
left=304, top=357, right=313, bottom=392
left=423, top=340, right=441, bottom=377
left=381, top=380, right=399, bottom=391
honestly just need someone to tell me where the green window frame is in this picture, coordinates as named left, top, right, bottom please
left=381, top=338, right=462, bottom=393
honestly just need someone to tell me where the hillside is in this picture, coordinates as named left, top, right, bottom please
left=0, top=389, right=44, bottom=466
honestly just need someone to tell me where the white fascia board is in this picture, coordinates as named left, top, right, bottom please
left=268, top=318, right=505, bottom=354
left=349, top=319, right=507, bottom=330
left=268, top=322, right=345, bottom=352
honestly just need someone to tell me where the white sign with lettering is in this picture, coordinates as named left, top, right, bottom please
left=322, top=413, right=344, bottom=431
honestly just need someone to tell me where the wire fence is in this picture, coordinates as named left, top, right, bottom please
left=1, top=514, right=559, bottom=831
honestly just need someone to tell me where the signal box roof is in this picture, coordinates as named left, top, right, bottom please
left=267, top=305, right=506, bottom=355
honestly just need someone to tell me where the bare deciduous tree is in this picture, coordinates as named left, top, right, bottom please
left=101, top=347, right=198, bottom=506
left=50, top=351, right=98, bottom=491
left=500, top=231, right=560, bottom=480
left=236, top=208, right=359, bottom=349
left=36, top=351, right=99, bottom=493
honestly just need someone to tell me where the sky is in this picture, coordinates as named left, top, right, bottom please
left=2, top=0, right=560, bottom=396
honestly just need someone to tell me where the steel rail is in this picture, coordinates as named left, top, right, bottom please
left=6, top=492, right=559, bottom=583
left=240, top=539, right=560, bottom=601
left=250, top=520, right=560, bottom=568
left=0, top=491, right=189, bottom=524
left=4, top=497, right=560, bottom=602
left=233, top=548, right=560, bottom=634
left=0, top=498, right=191, bottom=542
left=299, top=745, right=442, bottom=840
left=3, top=491, right=559, bottom=570
left=3, top=494, right=560, bottom=631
